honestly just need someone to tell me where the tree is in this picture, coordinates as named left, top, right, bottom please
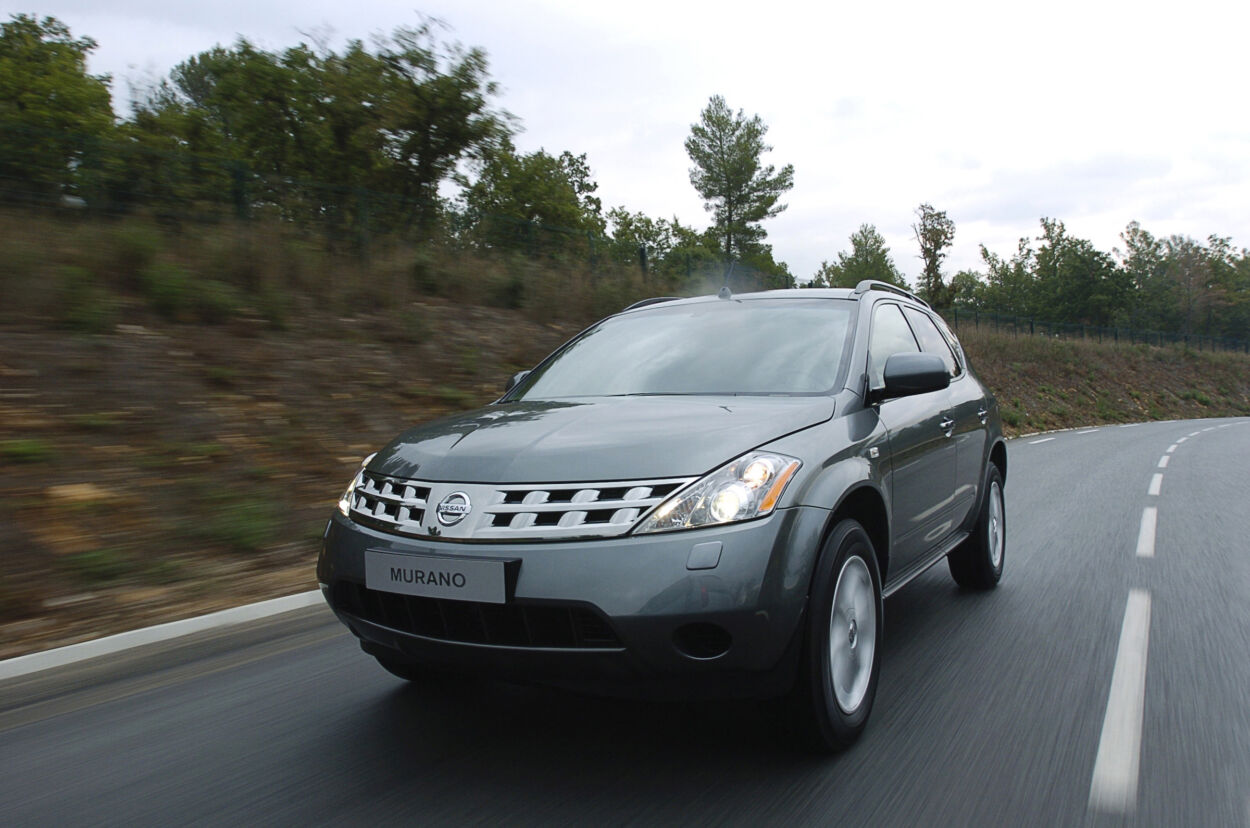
left=125, top=23, right=509, bottom=234
left=820, top=224, right=908, bottom=288
left=950, top=270, right=986, bottom=308
left=913, top=203, right=956, bottom=308
left=1117, top=221, right=1172, bottom=331
left=979, top=238, right=1036, bottom=317
left=0, top=14, right=114, bottom=205
left=1032, top=218, right=1127, bottom=326
left=461, top=141, right=604, bottom=254
left=684, top=94, right=794, bottom=264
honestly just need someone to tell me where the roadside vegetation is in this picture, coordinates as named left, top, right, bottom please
left=2, top=212, right=1248, bottom=659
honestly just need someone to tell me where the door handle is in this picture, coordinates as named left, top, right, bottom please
left=977, top=407, right=988, bottom=424
left=940, top=417, right=955, bottom=436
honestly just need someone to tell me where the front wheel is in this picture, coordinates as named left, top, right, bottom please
left=947, top=464, right=1005, bottom=589
left=374, top=654, right=426, bottom=681
left=790, top=519, right=883, bottom=752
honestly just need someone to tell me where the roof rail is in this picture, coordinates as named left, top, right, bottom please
left=852, top=279, right=930, bottom=309
left=622, top=296, right=682, bottom=311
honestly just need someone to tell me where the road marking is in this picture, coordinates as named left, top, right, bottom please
left=1120, top=423, right=1141, bottom=428
left=1089, top=589, right=1152, bottom=815
left=1177, top=437, right=1188, bottom=444
left=1029, top=437, right=1056, bottom=444
left=1148, top=474, right=1163, bottom=496
left=0, top=590, right=325, bottom=681
left=1188, top=431, right=1201, bottom=437
left=1166, top=444, right=1178, bottom=453
left=1078, top=429, right=1099, bottom=435
left=1157, top=456, right=1169, bottom=468
left=1136, top=508, right=1157, bottom=558
left=1202, top=426, right=1215, bottom=432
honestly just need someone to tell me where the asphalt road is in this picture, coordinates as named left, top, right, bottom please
left=3, top=418, right=1249, bottom=826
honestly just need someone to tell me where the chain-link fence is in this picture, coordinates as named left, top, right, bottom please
left=945, top=307, right=1250, bottom=354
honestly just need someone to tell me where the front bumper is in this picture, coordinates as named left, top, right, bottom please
left=317, top=504, right=830, bottom=698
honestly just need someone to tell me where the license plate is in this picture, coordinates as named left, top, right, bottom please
left=364, top=550, right=509, bottom=604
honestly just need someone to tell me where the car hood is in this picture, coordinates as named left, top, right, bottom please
left=369, top=396, right=834, bottom=483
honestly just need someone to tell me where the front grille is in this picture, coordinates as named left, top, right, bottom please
left=351, top=474, right=431, bottom=535
left=348, top=473, right=694, bottom=541
left=333, top=581, right=623, bottom=649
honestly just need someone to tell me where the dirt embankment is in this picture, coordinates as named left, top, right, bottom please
left=2, top=304, right=1247, bottom=659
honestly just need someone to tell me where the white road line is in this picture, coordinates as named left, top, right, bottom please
left=1157, top=456, right=1169, bottom=468
left=1148, top=474, right=1163, bottom=496
left=1177, top=437, right=1188, bottom=444
left=0, top=590, right=325, bottom=681
left=1136, top=508, right=1157, bottom=558
left=1029, top=437, right=1056, bottom=444
left=1202, top=426, right=1216, bottom=432
left=1078, top=429, right=1099, bottom=435
left=1166, top=444, right=1178, bottom=453
left=1089, top=589, right=1152, bottom=815
left=1120, top=423, right=1141, bottom=428
left=1188, top=431, right=1201, bottom=437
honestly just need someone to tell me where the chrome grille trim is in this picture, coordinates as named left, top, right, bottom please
left=348, top=473, right=695, bottom=541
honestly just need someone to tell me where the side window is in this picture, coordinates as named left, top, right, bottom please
left=903, top=307, right=962, bottom=377
left=868, top=303, right=920, bottom=389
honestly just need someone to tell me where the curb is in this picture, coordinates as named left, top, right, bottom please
left=0, top=590, right=325, bottom=682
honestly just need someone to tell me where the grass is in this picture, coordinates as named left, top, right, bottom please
left=957, top=325, right=1250, bottom=434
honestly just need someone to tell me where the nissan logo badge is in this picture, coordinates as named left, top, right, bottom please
left=436, top=492, right=472, bottom=526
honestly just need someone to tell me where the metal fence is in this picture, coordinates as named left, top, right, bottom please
left=945, top=307, right=1250, bottom=354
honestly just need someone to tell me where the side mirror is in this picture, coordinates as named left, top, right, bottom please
left=504, top=370, right=530, bottom=394
left=874, top=353, right=950, bottom=402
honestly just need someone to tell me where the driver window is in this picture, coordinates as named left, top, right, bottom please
left=903, top=306, right=962, bottom=377
left=868, top=303, right=920, bottom=389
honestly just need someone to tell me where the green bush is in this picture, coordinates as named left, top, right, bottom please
left=110, top=224, right=162, bottom=286
left=61, top=549, right=135, bottom=583
left=139, top=263, right=238, bottom=323
left=0, top=438, right=56, bottom=463
left=57, top=266, right=115, bottom=333
left=140, top=262, right=192, bottom=319
left=199, top=499, right=279, bottom=552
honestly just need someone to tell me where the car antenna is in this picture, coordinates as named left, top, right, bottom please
left=718, top=260, right=734, bottom=300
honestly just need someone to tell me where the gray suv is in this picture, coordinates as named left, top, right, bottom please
left=318, top=281, right=1007, bottom=750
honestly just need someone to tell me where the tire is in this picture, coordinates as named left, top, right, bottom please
left=374, top=654, right=426, bottom=681
left=947, top=464, right=1005, bottom=589
left=790, top=519, right=883, bottom=752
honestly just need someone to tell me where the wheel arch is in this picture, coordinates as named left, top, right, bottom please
left=990, top=438, right=1007, bottom=484
left=823, top=483, right=890, bottom=586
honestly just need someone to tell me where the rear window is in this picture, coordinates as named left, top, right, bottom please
left=512, top=298, right=856, bottom=398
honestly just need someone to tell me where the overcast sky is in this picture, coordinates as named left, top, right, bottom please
left=14, top=0, right=1250, bottom=282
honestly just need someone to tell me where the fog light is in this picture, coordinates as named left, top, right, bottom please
left=672, top=623, right=732, bottom=660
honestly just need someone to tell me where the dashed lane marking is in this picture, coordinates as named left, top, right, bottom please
left=1166, top=444, right=1178, bottom=453
left=1148, top=474, right=1163, bottom=496
left=1157, top=456, right=1169, bottom=468
left=1136, top=508, right=1157, bottom=559
left=1089, top=589, right=1152, bottom=815
left=1028, top=437, right=1056, bottom=444
left=1188, top=431, right=1202, bottom=437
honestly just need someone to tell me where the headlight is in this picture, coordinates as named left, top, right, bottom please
left=634, top=451, right=801, bottom=534
left=336, top=453, right=375, bottom=517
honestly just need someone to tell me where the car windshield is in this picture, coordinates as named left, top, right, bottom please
left=512, top=297, right=855, bottom=398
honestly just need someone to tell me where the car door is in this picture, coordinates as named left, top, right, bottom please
left=868, top=302, right=957, bottom=574
left=903, top=307, right=983, bottom=527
